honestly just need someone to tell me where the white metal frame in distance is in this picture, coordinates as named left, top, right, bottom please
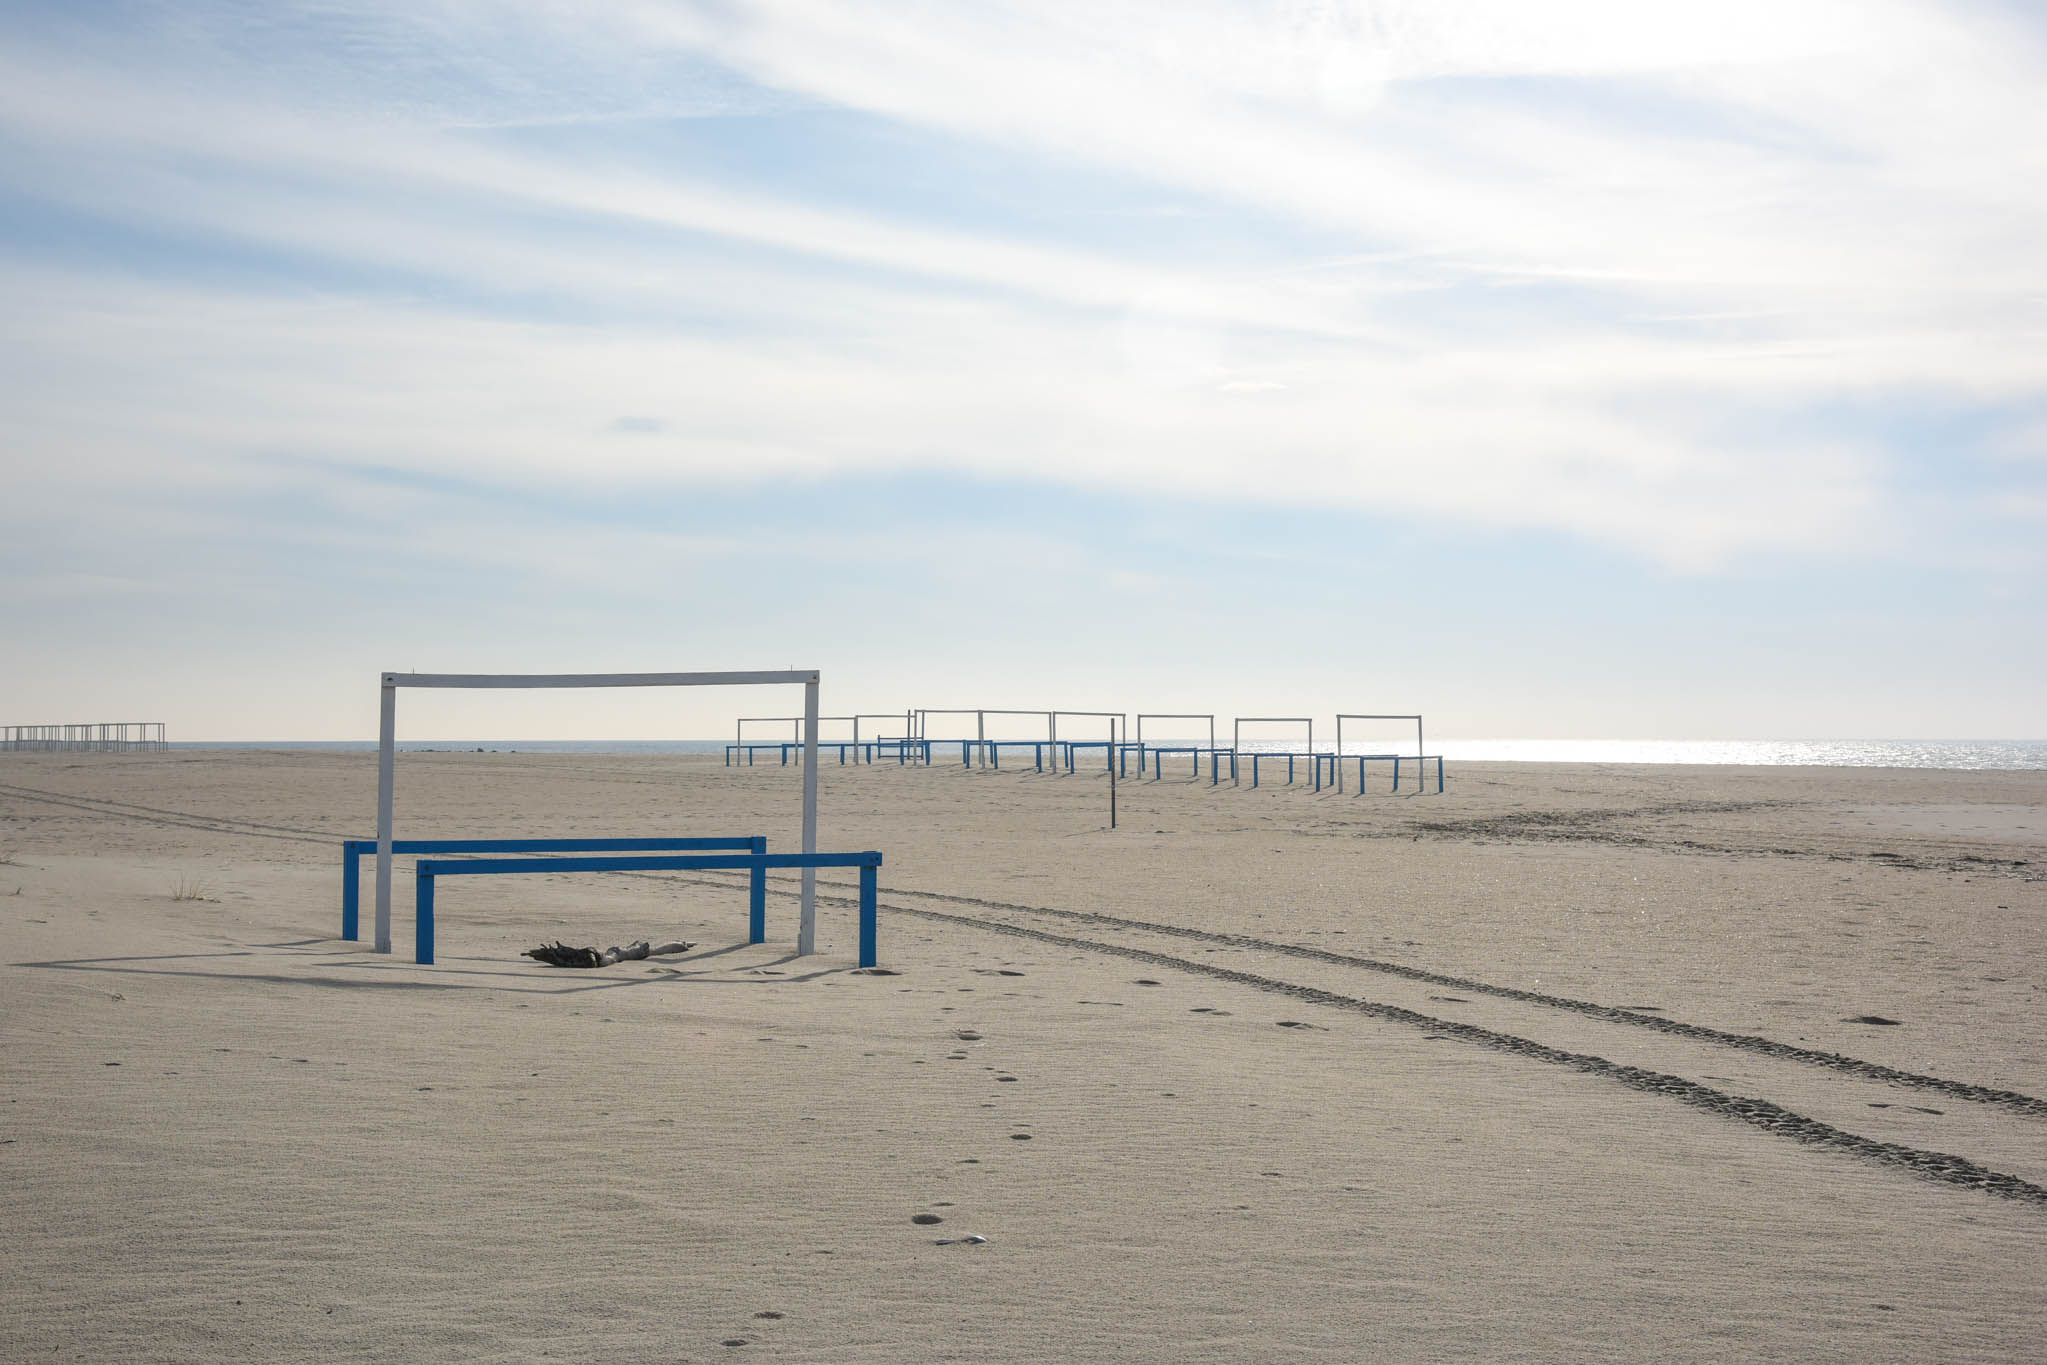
left=911, top=708, right=1043, bottom=767
left=1049, top=710, right=1126, bottom=773
left=738, top=714, right=860, bottom=742
left=376, top=671, right=823, bottom=961
left=1231, top=716, right=1313, bottom=784
left=736, top=714, right=862, bottom=761
left=1133, top=713, right=1216, bottom=775
left=1333, top=713, right=1424, bottom=794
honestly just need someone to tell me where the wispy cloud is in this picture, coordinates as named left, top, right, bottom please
left=3, top=0, right=2044, bottom=584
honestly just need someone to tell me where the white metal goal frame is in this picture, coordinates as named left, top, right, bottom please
left=1050, top=710, right=1127, bottom=771
left=1131, top=713, right=1217, bottom=778
left=376, top=670, right=822, bottom=961
left=1231, top=716, right=1313, bottom=785
left=1135, top=713, right=1216, bottom=749
left=1049, top=710, right=1126, bottom=742
left=737, top=714, right=859, bottom=751
left=738, top=714, right=857, bottom=742
left=912, top=708, right=1053, bottom=767
left=1333, top=713, right=1422, bottom=794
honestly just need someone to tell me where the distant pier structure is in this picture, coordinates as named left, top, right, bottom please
left=2, top=723, right=168, bottom=753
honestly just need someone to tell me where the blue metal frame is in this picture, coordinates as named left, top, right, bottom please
left=1341, top=754, right=1447, bottom=793
left=1242, top=751, right=1340, bottom=791
left=1126, top=744, right=1236, bottom=781
left=728, top=739, right=932, bottom=767
left=1059, top=739, right=1115, bottom=772
left=411, top=850, right=883, bottom=967
left=342, top=837, right=766, bottom=942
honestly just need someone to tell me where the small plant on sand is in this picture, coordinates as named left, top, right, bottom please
left=169, top=874, right=217, bottom=903
left=0, top=850, right=17, bottom=866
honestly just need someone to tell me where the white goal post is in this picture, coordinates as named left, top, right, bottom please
left=375, top=670, right=823, bottom=959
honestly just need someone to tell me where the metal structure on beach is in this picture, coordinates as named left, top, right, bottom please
left=720, top=705, right=1445, bottom=793
left=2, top=723, right=167, bottom=752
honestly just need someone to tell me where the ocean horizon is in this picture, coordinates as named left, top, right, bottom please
left=160, top=738, right=2047, bottom=770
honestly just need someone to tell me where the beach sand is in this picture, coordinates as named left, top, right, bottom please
left=2, top=750, right=2043, bottom=1362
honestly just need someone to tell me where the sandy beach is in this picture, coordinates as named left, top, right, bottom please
left=3, top=750, right=2043, bottom=1362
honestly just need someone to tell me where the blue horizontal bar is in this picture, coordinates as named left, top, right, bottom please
left=411, top=849, right=884, bottom=968
left=417, top=852, right=880, bottom=877
left=342, top=836, right=764, bottom=941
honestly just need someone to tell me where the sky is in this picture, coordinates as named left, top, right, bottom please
left=2, top=0, right=2044, bottom=741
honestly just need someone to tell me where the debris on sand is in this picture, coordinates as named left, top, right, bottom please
left=522, top=939, right=693, bottom=968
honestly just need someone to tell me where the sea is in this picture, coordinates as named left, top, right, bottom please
left=167, top=739, right=2047, bottom=770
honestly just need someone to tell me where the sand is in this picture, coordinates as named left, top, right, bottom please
left=2, top=749, right=2043, bottom=1362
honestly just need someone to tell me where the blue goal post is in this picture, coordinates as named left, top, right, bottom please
left=412, top=850, right=882, bottom=967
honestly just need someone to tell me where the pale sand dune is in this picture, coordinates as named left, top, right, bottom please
left=2, top=751, right=2044, bottom=1361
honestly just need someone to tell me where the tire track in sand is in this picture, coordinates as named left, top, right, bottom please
left=858, top=891, right=2047, bottom=1207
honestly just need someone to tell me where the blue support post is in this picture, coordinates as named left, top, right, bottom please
left=749, top=836, right=767, bottom=943
left=342, top=848, right=359, bottom=940
left=859, top=859, right=878, bottom=968
left=416, top=870, right=436, bottom=965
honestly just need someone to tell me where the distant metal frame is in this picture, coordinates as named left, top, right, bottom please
left=1051, top=710, right=1128, bottom=772
left=739, top=715, right=857, bottom=743
left=1132, top=713, right=1215, bottom=777
left=913, top=708, right=1055, bottom=768
left=376, top=671, right=821, bottom=961
left=1231, top=716, right=1312, bottom=785
left=1334, top=714, right=1424, bottom=795
left=736, top=715, right=800, bottom=745
left=1136, top=714, right=1215, bottom=750
left=2, top=722, right=167, bottom=752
